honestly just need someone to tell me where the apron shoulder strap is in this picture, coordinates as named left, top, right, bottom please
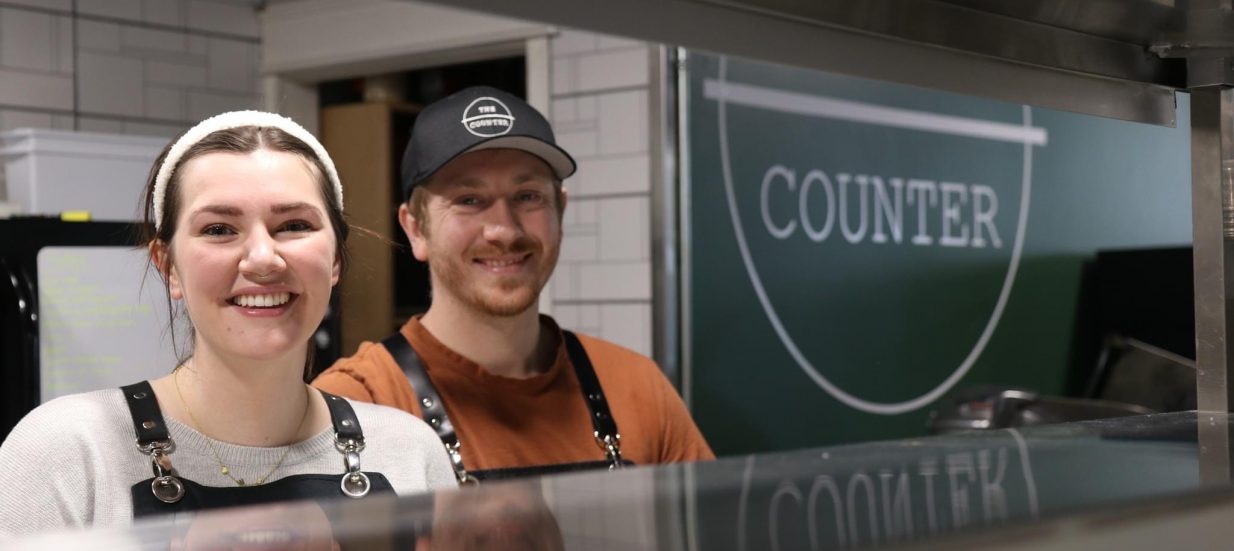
left=318, top=391, right=378, bottom=498
left=380, top=333, right=456, bottom=443
left=120, top=381, right=186, bottom=504
left=382, top=332, right=456, bottom=443
left=562, top=331, right=623, bottom=467
left=380, top=329, right=624, bottom=481
left=561, top=330, right=619, bottom=440
left=319, top=391, right=365, bottom=442
left=381, top=333, right=472, bottom=483
left=120, top=381, right=171, bottom=447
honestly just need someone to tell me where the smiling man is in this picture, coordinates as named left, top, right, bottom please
left=312, top=86, right=713, bottom=482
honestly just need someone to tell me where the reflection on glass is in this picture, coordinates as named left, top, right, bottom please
left=13, top=413, right=1234, bottom=551
left=174, top=501, right=339, bottom=551
left=420, top=482, right=563, bottom=551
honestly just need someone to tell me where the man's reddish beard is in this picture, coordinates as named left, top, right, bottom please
left=430, top=233, right=559, bottom=317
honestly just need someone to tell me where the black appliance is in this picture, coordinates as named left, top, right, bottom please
left=0, top=217, right=341, bottom=442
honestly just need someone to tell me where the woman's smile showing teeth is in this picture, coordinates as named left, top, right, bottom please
left=229, top=292, right=296, bottom=314
left=232, top=292, right=291, bottom=307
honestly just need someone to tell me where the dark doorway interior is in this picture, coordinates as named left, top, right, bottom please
left=318, top=57, right=526, bottom=343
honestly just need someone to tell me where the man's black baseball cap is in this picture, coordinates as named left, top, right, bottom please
left=400, top=86, right=577, bottom=200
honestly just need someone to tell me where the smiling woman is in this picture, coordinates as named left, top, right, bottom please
left=155, top=146, right=342, bottom=368
left=0, top=111, right=456, bottom=537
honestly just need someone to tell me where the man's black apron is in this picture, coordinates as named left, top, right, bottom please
left=382, top=330, right=629, bottom=483
left=120, top=382, right=394, bottom=517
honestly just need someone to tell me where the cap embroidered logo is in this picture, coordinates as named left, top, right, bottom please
left=461, top=97, right=515, bottom=137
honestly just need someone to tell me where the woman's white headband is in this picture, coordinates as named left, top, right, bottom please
left=151, top=110, right=344, bottom=230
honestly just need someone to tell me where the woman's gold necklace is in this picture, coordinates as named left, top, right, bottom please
left=173, top=367, right=311, bottom=487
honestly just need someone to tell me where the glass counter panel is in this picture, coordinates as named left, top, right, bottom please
left=8, top=412, right=1231, bottom=550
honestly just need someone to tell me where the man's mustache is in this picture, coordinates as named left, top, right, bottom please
left=469, top=237, right=541, bottom=258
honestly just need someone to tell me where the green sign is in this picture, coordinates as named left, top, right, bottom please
left=685, top=52, right=1193, bottom=454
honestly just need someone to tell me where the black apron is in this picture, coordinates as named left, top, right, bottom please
left=120, top=382, right=394, bottom=517
left=382, top=330, right=630, bottom=483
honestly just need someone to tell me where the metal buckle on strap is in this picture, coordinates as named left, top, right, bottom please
left=336, top=437, right=371, bottom=498
left=135, top=438, right=175, bottom=456
left=334, top=437, right=366, bottom=454
left=447, top=441, right=478, bottom=485
left=137, top=438, right=184, bottom=503
left=594, top=432, right=624, bottom=470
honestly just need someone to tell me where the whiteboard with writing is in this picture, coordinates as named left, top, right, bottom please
left=38, top=246, right=188, bottom=401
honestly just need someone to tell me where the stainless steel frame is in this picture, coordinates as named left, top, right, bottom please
left=425, top=0, right=1182, bottom=126
left=677, top=48, right=695, bottom=408
left=650, top=46, right=681, bottom=388
left=699, top=0, right=1182, bottom=85
left=1191, top=87, right=1234, bottom=415
left=1193, top=86, right=1234, bottom=483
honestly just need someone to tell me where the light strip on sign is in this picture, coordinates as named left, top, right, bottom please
left=703, top=79, right=1048, bottom=146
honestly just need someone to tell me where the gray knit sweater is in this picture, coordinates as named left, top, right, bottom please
left=0, top=388, right=457, bottom=537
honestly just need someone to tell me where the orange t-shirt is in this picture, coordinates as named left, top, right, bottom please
left=312, top=316, right=714, bottom=472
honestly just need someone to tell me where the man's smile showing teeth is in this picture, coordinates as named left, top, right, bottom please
left=479, top=258, right=522, bottom=267
left=474, top=254, right=531, bottom=271
left=231, top=292, right=292, bottom=308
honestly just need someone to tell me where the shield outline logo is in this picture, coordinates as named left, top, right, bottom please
left=706, top=56, right=1046, bottom=415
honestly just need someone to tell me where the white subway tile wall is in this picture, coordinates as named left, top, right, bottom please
left=573, top=155, right=651, bottom=197
left=576, top=49, right=649, bottom=92
left=185, top=0, right=260, bottom=38
left=78, top=51, right=146, bottom=116
left=76, top=115, right=124, bottom=134
left=0, top=67, right=74, bottom=112
left=0, top=109, right=52, bottom=131
left=578, top=262, right=652, bottom=300
left=599, top=303, right=652, bottom=358
left=548, top=29, right=656, bottom=358
left=144, top=86, right=185, bottom=120
left=561, top=232, right=600, bottom=263
left=77, top=20, right=122, bottom=51
left=597, top=90, right=647, bottom=155
left=0, top=9, right=659, bottom=362
left=0, top=1, right=260, bottom=137
left=143, top=0, right=185, bottom=28
left=1, top=8, right=57, bottom=71
left=0, top=7, right=74, bottom=113
left=596, top=197, right=649, bottom=261
left=2, top=0, right=71, bottom=10
left=146, top=60, right=208, bottom=88
left=76, top=0, right=143, bottom=21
